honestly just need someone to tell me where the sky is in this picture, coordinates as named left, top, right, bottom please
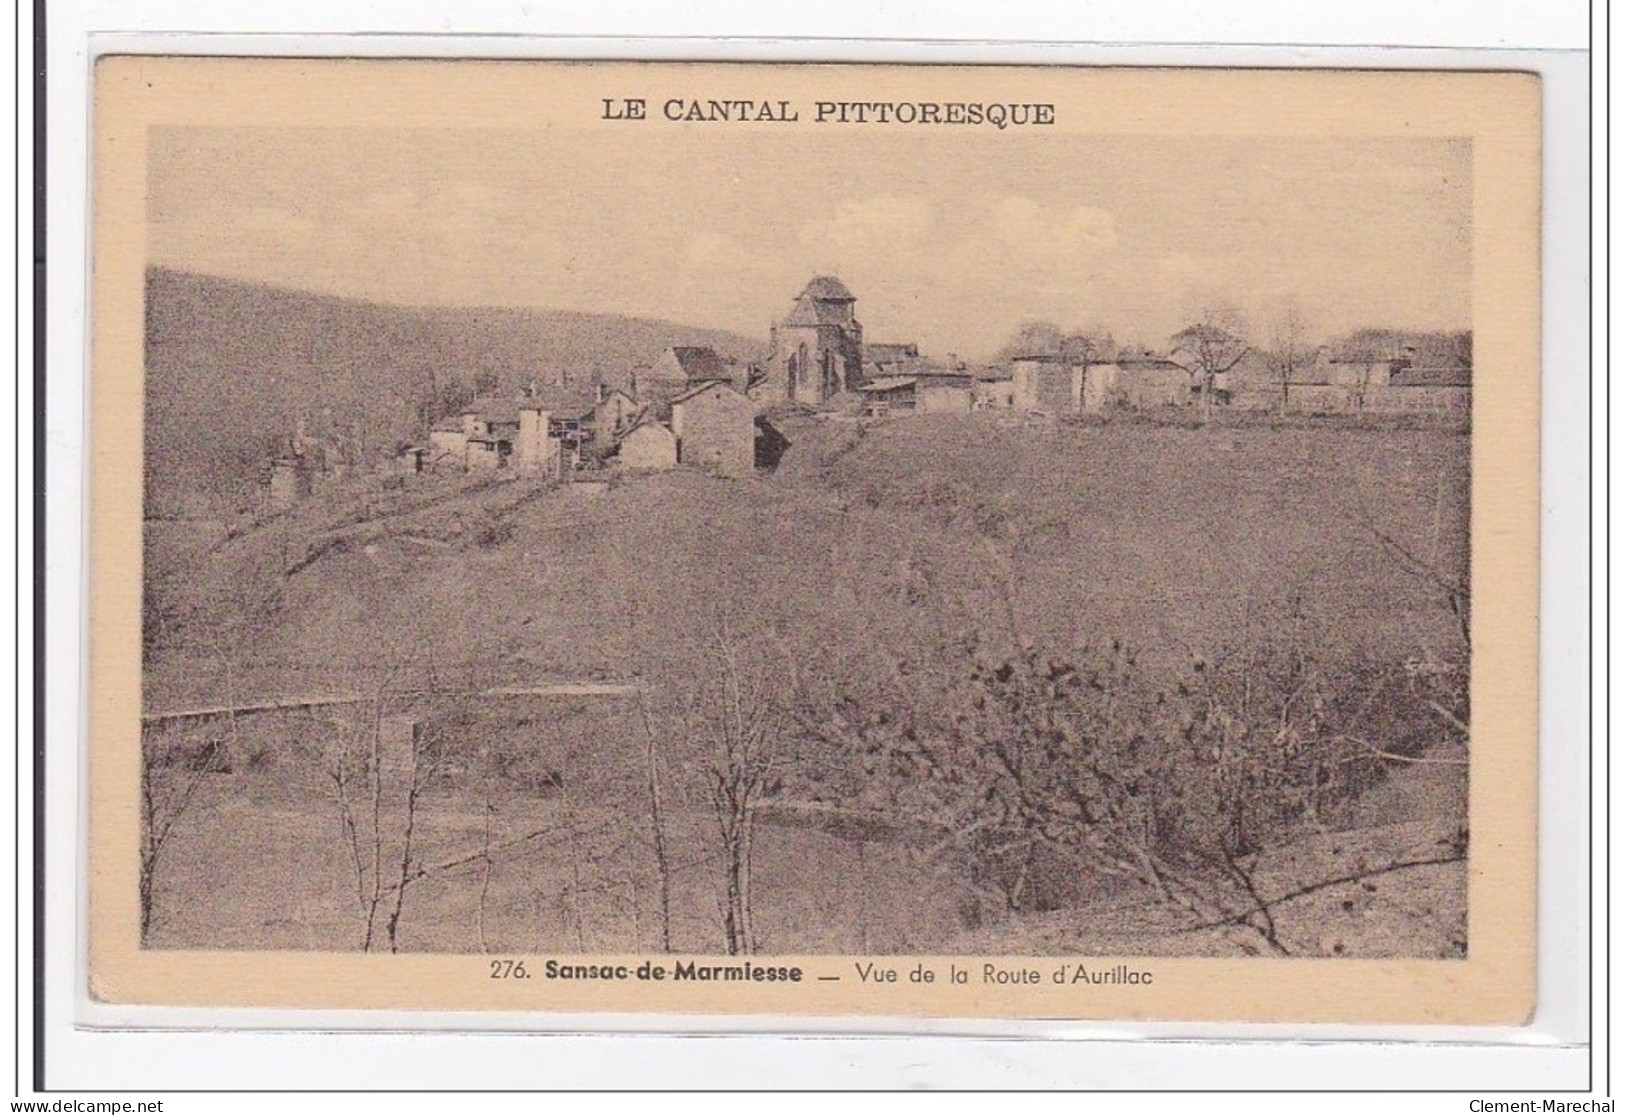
left=147, top=127, right=1472, bottom=361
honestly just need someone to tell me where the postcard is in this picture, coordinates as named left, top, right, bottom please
left=88, top=57, right=1540, bottom=1022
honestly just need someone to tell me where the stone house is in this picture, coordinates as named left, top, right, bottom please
left=1263, top=337, right=1472, bottom=415
left=1365, top=366, right=1472, bottom=414
left=1011, top=356, right=1081, bottom=415
left=527, top=384, right=596, bottom=469
left=1080, top=363, right=1116, bottom=410
left=915, top=371, right=977, bottom=415
left=1283, top=357, right=1396, bottom=413
left=267, top=455, right=314, bottom=511
left=1111, top=355, right=1192, bottom=409
left=1214, top=350, right=1287, bottom=411
left=428, top=418, right=468, bottom=467
left=972, top=371, right=1015, bottom=411
left=618, top=418, right=678, bottom=471
left=436, top=396, right=565, bottom=476
left=859, top=375, right=919, bottom=416
left=669, top=380, right=760, bottom=478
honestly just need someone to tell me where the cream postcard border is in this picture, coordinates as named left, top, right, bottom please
left=88, top=58, right=1541, bottom=1024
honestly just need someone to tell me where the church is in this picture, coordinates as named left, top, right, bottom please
left=753, top=276, right=865, bottom=406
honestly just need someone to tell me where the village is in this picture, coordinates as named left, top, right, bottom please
left=265, top=275, right=1472, bottom=509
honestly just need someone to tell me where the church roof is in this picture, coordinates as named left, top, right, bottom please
left=784, top=299, right=856, bottom=327
left=798, top=275, right=855, bottom=301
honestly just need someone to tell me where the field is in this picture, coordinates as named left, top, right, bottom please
left=140, top=414, right=1471, bottom=958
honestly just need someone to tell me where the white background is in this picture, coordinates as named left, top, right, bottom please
left=16, top=0, right=1602, bottom=1105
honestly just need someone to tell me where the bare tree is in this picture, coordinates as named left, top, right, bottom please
left=139, top=721, right=223, bottom=942
left=326, top=684, right=392, bottom=951
left=1263, top=301, right=1313, bottom=416
left=633, top=681, right=674, bottom=953
left=1171, top=309, right=1251, bottom=422
left=325, top=666, right=461, bottom=953
left=685, top=610, right=787, bottom=955
left=139, top=634, right=247, bottom=942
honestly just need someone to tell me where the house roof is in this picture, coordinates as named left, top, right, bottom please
left=526, top=384, right=597, bottom=415
left=868, top=354, right=947, bottom=378
left=430, top=418, right=464, bottom=433
left=1390, top=366, right=1472, bottom=388
left=864, top=342, right=919, bottom=363
left=667, top=346, right=735, bottom=383
left=622, top=417, right=676, bottom=441
left=463, top=388, right=596, bottom=424
left=462, top=396, right=525, bottom=423
left=1290, top=361, right=1397, bottom=386
left=1116, top=355, right=1186, bottom=370
left=667, top=379, right=756, bottom=408
left=1326, top=335, right=1471, bottom=368
left=634, top=375, right=697, bottom=407
left=861, top=376, right=918, bottom=392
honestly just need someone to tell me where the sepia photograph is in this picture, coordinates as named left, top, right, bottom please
left=88, top=59, right=1541, bottom=1020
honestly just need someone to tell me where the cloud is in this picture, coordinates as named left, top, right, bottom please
left=990, top=197, right=1117, bottom=258
left=797, top=195, right=936, bottom=261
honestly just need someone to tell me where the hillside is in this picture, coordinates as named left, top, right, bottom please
left=147, top=417, right=1468, bottom=715
left=143, top=268, right=763, bottom=515
left=140, top=419, right=1470, bottom=956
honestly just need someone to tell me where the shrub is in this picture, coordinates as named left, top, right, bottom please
left=474, top=517, right=514, bottom=549
left=812, top=607, right=1454, bottom=922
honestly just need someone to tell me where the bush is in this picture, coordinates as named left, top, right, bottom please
left=474, top=517, right=514, bottom=549
left=816, top=608, right=1455, bottom=918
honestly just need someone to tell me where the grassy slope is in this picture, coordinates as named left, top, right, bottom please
left=142, top=416, right=1470, bottom=955
left=148, top=414, right=1469, bottom=706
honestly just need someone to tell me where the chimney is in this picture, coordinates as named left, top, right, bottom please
left=596, top=382, right=607, bottom=405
